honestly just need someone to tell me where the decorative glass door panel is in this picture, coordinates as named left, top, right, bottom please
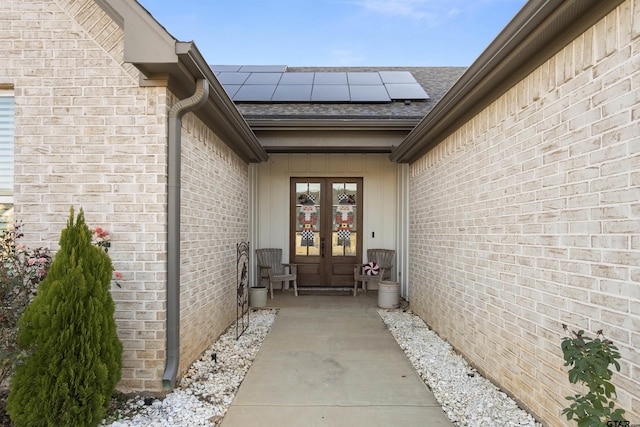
left=332, top=182, right=357, bottom=257
left=295, top=182, right=320, bottom=256
left=291, top=178, right=362, bottom=287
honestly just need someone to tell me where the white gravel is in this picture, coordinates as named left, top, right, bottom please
left=103, top=309, right=277, bottom=427
left=378, top=308, right=542, bottom=427
left=103, top=306, right=542, bottom=427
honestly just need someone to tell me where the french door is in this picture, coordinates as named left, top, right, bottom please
left=290, top=178, right=363, bottom=287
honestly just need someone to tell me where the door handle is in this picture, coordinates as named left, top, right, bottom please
left=321, top=237, right=325, bottom=258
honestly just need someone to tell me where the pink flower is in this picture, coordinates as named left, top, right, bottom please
left=114, top=271, right=123, bottom=279
left=93, top=227, right=110, bottom=240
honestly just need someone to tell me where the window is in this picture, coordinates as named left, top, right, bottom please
left=0, top=91, right=14, bottom=231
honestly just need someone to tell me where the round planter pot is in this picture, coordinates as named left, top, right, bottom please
left=249, top=286, right=268, bottom=308
left=378, top=281, right=400, bottom=309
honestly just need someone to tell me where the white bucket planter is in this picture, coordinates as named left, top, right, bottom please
left=378, top=281, right=400, bottom=309
left=249, top=286, right=268, bottom=307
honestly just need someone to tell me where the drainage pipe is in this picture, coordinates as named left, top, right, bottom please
left=162, top=78, right=209, bottom=389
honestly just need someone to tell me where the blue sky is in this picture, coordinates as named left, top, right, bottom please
left=137, top=0, right=528, bottom=67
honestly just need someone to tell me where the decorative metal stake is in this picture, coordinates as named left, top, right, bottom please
left=236, top=241, right=250, bottom=339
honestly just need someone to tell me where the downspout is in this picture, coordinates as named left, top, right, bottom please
left=162, top=78, right=209, bottom=389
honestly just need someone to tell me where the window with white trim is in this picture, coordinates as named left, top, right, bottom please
left=0, top=91, right=14, bottom=231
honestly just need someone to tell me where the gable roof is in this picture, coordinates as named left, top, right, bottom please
left=230, top=66, right=467, bottom=129
left=105, top=0, right=624, bottom=160
left=216, top=66, right=468, bottom=154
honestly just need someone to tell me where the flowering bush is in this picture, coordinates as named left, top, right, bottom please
left=92, top=227, right=111, bottom=253
left=1, top=223, right=123, bottom=386
left=92, top=228, right=122, bottom=288
left=7, top=208, right=122, bottom=426
left=0, top=223, right=52, bottom=385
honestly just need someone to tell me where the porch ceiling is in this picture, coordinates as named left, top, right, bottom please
left=254, top=128, right=411, bottom=154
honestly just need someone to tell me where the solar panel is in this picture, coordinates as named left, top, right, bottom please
left=271, top=84, right=312, bottom=102
left=211, top=65, right=241, bottom=72
left=379, top=71, right=418, bottom=84
left=233, top=85, right=277, bottom=102
left=349, top=85, right=390, bottom=102
left=244, top=73, right=283, bottom=85
left=311, top=85, right=350, bottom=102
left=239, top=65, right=287, bottom=72
left=216, top=72, right=250, bottom=85
left=279, top=72, right=315, bottom=85
left=347, top=72, right=382, bottom=85
left=221, top=84, right=242, bottom=98
left=314, top=72, right=348, bottom=85
left=215, top=68, right=429, bottom=103
left=384, top=83, right=429, bottom=100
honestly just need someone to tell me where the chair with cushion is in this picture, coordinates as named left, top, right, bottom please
left=256, top=248, right=298, bottom=299
left=353, top=249, right=395, bottom=296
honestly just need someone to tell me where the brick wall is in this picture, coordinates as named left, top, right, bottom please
left=179, top=113, right=249, bottom=374
left=408, top=1, right=640, bottom=425
left=0, top=0, right=249, bottom=391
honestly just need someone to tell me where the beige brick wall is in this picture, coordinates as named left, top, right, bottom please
left=1, top=0, right=249, bottom=391
left=178, top=113, right=249, bottom=374
left=408, top=1, right=640, bottom=425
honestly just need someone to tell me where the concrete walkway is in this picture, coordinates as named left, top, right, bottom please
left=221, top=290, right=453, bottom=427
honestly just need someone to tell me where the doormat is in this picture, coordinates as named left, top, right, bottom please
left=296, top=287, right=354, bottom=295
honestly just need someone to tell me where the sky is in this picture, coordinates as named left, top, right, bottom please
left=137, top=0, right=529, bottom=67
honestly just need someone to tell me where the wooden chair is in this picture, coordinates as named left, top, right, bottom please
left=256, top=248, right=298, bottom=299
left=353, top=249, right=395, bottom=296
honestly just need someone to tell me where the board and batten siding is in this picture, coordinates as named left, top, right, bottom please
left=253, top=153, right=399, bottom=289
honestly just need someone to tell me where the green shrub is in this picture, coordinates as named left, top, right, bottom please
left=561, top=325, right=627, bottom=427
left=7, top=208, right=122, bottom=427
left=0, top=223, right=52, bottom=385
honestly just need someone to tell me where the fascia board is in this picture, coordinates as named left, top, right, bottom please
left=174, top=43, right=269, bottom=163
left=245, top=119, right=420, bottom=132
left=97, top=0, right=178, bottom=67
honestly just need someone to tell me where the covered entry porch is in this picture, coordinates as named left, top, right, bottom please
left=221, top=291, right=454, bottom=427
left=248, top=153, right=410, bottom=298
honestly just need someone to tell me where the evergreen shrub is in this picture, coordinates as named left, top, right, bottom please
left=7, top=208, right=122, bottom=426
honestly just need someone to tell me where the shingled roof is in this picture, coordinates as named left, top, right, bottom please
left=230, top=66, right=467, bottom=122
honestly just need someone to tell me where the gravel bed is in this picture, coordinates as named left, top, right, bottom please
left=102, top=306, right=542, bottom=427
left=103, top=309, right=277, bottom=427
left=378, top=308, right=542, bottom=427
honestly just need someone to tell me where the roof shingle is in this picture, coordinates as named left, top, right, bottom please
left=230, top=66, right=467, bottom=121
